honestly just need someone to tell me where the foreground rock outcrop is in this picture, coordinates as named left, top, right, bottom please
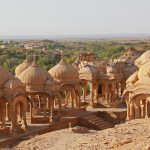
left=11, top=119, right=150, bottom=150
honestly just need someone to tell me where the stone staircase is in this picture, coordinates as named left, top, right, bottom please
left=80, top=114, right=114, bottom=130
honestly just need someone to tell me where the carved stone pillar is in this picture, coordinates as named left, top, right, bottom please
left=126, top=100, right=130, bottom=120
left=71, top=90, right=75, bottom=109
left=16, top=103, right=22, bottom=122
left=6, top=103, right=11, bottom=121
left=43, top=100, right=47, bottom=117
left=145, top=100, right=149, bottom=118
left=89, top=82, right=94, bottom=105
left=10, top=103, right=17, bottom=134
left=1, top=101, right=6, bottom=128
left=130, top=102, right=134, bottom=119
left=21, top=100, right=28, bottom=132
left=105, top=83, right=109, bottom=103
left=95, top=82, right=99, bottom=103
left=74, top=86, right=79, bottom=108
left=29, top=95, right=34, bottom=123
left=110, top=82, right=115, bottom=102
left=58, top=98, right=61, bottom=117
left=77, top=87, right=81, bottom=108
left=116, top=82, right=119, bottom=97
left=140, top=99, right=145, bottom=118
left=38, top=96, right=41, bottom=108
left=50, top=99, right=54, bottom=122
left=140, top=104, right=144, bottom=118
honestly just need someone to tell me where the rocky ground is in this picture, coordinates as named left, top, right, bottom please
left=5, top=119, right=150, bottom=150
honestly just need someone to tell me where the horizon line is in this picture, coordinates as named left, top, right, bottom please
left=1, top=33, right=150, bottom=40
left=1, top=33, right=150, bottom=36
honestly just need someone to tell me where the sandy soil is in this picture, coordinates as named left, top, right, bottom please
left=8, top=119, right=150, bottom=150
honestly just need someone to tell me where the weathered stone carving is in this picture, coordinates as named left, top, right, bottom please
left=123, top=50, right=150, bottom=120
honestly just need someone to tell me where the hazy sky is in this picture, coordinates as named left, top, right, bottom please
left=1, top=0, right=150, bottom=35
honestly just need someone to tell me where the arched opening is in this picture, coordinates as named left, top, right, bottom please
left=129, top=93, right=150, bottom=119
left=15, top=101, right=24, bottom=124
left=147, top=101, right=150, bottom=117
left=108, top=84, right=112, bottom=92
left=10, top=96, right=28, bottom=133
left=98, top=83, right=102, bottom=95
left=86, top=83, right=90, bottom=95
left=0, top=98, right=8, bottom=130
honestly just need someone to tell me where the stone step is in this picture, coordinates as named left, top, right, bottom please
left=89, top=119, right=106, bottom=124
left=81, top=114, right=114, bottom=130
left=92, top=121, right=112, bottom=128
left=95, top=122, right=112, bottom=128
left=94, top=123, right=112, bottom=129
left=75, top=111, right=94, bottom=117
left=82, top=115, right=98, bottom=119
left=87, top=117, right=102, bottom=121
left=92, top=120, right=109, bottom=125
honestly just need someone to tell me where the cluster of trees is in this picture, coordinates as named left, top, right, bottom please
left=0, top=40, right=148, bottom=73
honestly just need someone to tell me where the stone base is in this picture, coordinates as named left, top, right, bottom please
left=92, top=102, right=103, bottom=108
left=31, top=116, right=50, bottom=124
left=58, top=107, right=86, bottom=117
left=109, top=101, right=125, bottom=108
left=80, top=102, right=89, bottom=107
left=88, top=101, right=111, bottom=108
left=0, top=127, right=10, bottom=134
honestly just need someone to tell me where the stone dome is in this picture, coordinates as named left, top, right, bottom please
left=126, top=71, right=138, bottom=88
left=3, top=78, right=26, bottom=97
left=79, top=65, right=98, bottom=80
left=134, top=50, right=150, bottom=67
left=0, top=66, right=13, bottom=89
left=79, top=65, right=97, bottom=75
left=48, top=58, right=79, bottom=81
left=97, top=61, right=107, bottom=73
left=137, top=61, right=150, bottom=80
left=18, top=61, right=52, bottom=91
left=4, top=78, right=25, bottom=90
left=126, top=52, right=150, bottom=90
left=15, top=53, right=31, bottom=77
left=106, top=66, right=118, bottom=74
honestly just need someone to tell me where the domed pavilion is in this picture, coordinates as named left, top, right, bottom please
left=15, top=53, right=31, bottom=77
left=79, top=63, right=98, bottom=104
left=0, top=66, right=28, bottom=134
left=123, top=50, right=150, bottom=120
left=48, top=52, right=81, bottom=109
left=18, top=54, right=56, bottom=123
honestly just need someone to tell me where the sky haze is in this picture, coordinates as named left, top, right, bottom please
left=0, top=0, right=150, bottom=36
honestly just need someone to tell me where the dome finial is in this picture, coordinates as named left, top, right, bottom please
left=61, top=50, right=64, bottom=60
left=24, top=51, right=29, bottom=62
left=32, top=53, right=37, bottom=65
left=59, top=50, right=65, bottom=64
left=34, top=53, right=36, bottom=61
left=26, top=52, right=28, bottom=60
